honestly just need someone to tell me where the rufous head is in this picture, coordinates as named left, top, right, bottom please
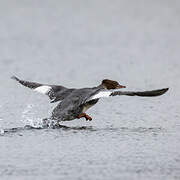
left=101, top=79, right=126, bottom=90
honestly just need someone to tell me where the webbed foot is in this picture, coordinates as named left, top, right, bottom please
left=77, top=113, right=92, bottom=121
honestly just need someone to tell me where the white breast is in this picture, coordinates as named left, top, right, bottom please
left=89, top=91, right=111, bottom=100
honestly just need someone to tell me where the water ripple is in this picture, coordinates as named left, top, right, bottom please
left=0, top=124, right=164, bottom=136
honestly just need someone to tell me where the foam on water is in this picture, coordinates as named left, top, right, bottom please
left=0, top=126, right=4, bottom=136
left=0, top=105, right=5, bottom=135
left=0, top=129, right=4, bottom=135
left=0, top=125, right=4, bottom=135
left=21, top=103, right=58, bottom=128
left=19, top=91, right=57, bottom=128
left=21, top=104, right=44, bottom=128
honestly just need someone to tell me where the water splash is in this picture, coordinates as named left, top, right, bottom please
left=21, top=104, right=44, bottom=128
left=0, top=116, right=4, bottom=135
left=21, top=104, right=58, bottom=128
left=21, top=103, right=56, bottom=128
left=0, top=104, right=4, bottom=135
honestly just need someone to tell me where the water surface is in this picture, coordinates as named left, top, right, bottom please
left=0, top=1, right=180, bottom=180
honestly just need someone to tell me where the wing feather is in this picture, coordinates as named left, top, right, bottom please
left=87, top=88, right=169, bottom=102
left=11, top=76, right=75, bottom=102
left=110, top=88, right=169, bottom=97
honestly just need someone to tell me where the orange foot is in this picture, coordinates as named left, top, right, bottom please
left=77, top=113, right=92, bottom=121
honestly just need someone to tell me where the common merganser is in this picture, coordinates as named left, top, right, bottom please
left=12, top=76, right=168, bottom=122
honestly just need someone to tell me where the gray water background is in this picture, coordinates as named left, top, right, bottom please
left=0, top=0, right=180, bottom=179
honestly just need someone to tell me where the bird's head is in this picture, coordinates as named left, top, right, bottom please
left=101, top=79, right=126, bottom=90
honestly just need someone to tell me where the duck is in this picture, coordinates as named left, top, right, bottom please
left=11, top=76, right=168, bottom=122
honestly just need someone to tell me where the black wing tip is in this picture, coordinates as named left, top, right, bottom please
left=161, top=88, right=169, bottom=94
left=11, top=75, right=20, bottom=81
left=154, top=87, right=169, bottom=96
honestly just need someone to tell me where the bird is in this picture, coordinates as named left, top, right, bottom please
left=11, top=76, right=168, bottom=123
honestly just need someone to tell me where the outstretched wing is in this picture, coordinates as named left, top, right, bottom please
left=88, top=88, right=169, bottom=101
left=110, top=88, right=169, bottom=97
left=11, top=76, right=75, bottom=103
